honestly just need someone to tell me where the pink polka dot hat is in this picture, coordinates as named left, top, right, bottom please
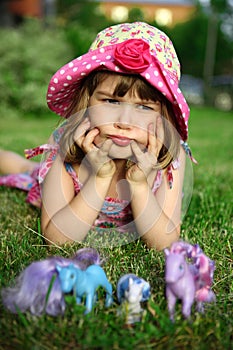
left=47, top=22, right=190, bottom=141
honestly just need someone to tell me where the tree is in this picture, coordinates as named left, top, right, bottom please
left=128, top=7, right=145, bottom=22
left=202, top=0, right=233, bottom=102
left=152, top=7, right=208, bottom=77
left=151, top=1, right=233, bottom=78
left=56, top=0, right=110, bottom=32
left=56, top=0, right=112, bottom=58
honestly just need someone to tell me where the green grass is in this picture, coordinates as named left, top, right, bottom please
left=0, top=107, right=232, bottom=350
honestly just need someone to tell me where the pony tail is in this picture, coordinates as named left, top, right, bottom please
left=72, top=248, right=101, bottom=269
left=1, top=257, right=71, bottom=316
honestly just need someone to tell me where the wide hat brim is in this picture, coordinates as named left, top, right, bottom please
left=47, top=43, right=189, bottom=141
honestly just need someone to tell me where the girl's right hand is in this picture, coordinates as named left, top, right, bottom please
left=73, top=118, right=116, bottom=178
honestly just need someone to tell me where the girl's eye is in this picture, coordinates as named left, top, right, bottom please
left=137, top=104, right=154, bottom=111
left=104, top=99, right=120, bottom=105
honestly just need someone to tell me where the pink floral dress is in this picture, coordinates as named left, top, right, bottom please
left=0, top=123, right=183, bottom=232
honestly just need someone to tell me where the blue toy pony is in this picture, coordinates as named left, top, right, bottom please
left=56, top=263, right=113, bottom=314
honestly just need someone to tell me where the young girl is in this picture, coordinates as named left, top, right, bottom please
left=0, top=22, right=195, bottom=250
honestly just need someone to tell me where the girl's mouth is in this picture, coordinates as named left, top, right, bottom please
left=109, top=135, right=132, bottom=147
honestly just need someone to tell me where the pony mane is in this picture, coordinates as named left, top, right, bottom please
left=72, top=247, right=101, bottom=269
left=1, top=248, right=101, bottom=316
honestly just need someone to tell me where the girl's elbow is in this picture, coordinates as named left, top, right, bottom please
left=44, top=232, right=74, bottom=246
left=143, top=225, right=181, bottom=251
left=42, top=224, right=74, bottom=246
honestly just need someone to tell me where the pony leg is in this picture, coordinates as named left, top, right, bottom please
left=196, top=301, right=204, bottom=313
left=104, top=282, right=113, bottom=307
left=85, top=292, right=94, bottom=314
left=166, top=287, right=176, bottom=321
left=76, top=296, right=82, bottom=304
left=182, top=298, right=194, bottom=319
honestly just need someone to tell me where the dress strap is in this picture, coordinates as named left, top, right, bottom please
left=24, top=144, right=59, bottom=159
left=166, top=139, right=197, bottom=190
left=165, top=158, right=179, bottom=189
left=25, top=144, right=59, bottom=184
left=167, top=166, right=173, bottom=189
left=180, top=140, right=198, bottom=164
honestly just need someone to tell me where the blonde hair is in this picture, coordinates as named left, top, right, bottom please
left=59, top=71, right=181, bottom=169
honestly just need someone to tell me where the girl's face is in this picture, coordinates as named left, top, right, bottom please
left=88, top=75, right=162, bottom=159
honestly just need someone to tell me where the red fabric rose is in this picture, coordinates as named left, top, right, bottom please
left=114, top=39, right=152, bottom=73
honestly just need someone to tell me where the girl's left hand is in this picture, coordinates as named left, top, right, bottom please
left=126, top=118, right=164, bottom=183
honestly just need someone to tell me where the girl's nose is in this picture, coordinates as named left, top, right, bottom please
left=113, top=121, right=132, bottom=130
left=113, top=104, right=133, bottom=129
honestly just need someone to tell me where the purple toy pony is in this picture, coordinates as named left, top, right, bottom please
left=164, top=241, right=216, bottom=321
left=1, top=248, right=101, bottom=316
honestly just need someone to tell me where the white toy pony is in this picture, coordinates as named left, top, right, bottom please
left=117, top=274, right=150, bottom=324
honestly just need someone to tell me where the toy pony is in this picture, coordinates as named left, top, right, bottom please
left=164, top=241, right=216, bottom=321
left=56, top=263, right=113, bottom=314
left=1, top=248, right=101, bottom=316
left=117, top=274, right=150, bottom=324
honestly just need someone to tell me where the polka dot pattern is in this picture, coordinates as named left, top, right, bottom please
left=47, top=21, right=190, bottom=141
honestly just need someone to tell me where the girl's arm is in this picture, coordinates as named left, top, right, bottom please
left=41, top=119, right=116, bottom=245
left=128, top=147, right=186, bottom=250
left=41, top=154, right=114, bottom=244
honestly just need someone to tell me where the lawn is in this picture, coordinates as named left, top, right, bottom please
left=0, top=107, right=232, bottom=350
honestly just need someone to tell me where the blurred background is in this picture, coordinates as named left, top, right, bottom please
left=0, top=0, right=232, bottom=118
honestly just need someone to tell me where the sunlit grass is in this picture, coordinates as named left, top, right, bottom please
left=0, top=107, right=232, bottom=349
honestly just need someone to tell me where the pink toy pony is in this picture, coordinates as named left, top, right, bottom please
left=164, top=241, right=216, bottom=321
left=1, top=248, right=101, bottom=316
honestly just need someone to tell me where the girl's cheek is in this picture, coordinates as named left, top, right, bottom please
left=93, top=133, right=104, bottom=147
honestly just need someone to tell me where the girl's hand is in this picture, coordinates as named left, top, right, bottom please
left=73, top=118, right=116, bottom=178
left=126, top=118, right=164, bottom=183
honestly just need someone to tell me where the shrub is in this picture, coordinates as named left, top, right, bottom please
left=0, top=19, right=73, bottom=117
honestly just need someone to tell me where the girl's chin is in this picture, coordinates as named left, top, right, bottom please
left=94, top=139, right=146, bottom=160
left=108, top=144, right=133, bottom=160
left=94, top=139, right=133, bottom=159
